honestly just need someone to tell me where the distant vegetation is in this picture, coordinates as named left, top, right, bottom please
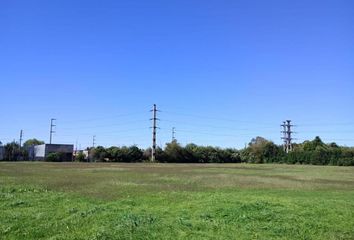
left=90, top=136, right=354, bottom=166
left=2, top=136, right=354, bottom=166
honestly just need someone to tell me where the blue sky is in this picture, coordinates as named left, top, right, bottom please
left=0, top=0, right=353, bottom=149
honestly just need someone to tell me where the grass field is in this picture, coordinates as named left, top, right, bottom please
left=1, top=162, right=354, bottom=239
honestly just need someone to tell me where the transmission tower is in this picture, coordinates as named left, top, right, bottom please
left=281, top=120, right=293, bottom=153
left=50, top=118, right=56, bottom=144
left=150, top=104, right=159, bottom=162
left=281, top=121, right=287, bottom=152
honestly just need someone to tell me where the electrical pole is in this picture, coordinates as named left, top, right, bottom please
left=50, top=118, right=56, bottom=144
left=92, top=135, right=96, bottom=148
left=287, top=120, right=293, bottom=152
left=19, top=130, right=23, bottom=149
left=172, top=127, right=176, bottom=142
left=75, top=140, right=78, bottom=155
left=150, top=104, right=159, bottom=162
left=19, top=130, right=23, bottom=161
left=281, top=121, right=287, bottom=152
left=281, top=120, right=293, bottom=153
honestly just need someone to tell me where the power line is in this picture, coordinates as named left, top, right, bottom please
left=55, top=127, right=150, bottom=137
left=177, top=129, right=236, bottom=137
left=160, top=119, right=277, bottom=131
left=297, top=122, right=354, bottom=127
left=297, top=138, right=354, bottom=142
left=2, top=106, right=354, bottom=149
left=162, top=110, right=276, bottom=125
left=57, top=119, right=148, bottom=131
left=58, top=112, right=145, bottom=124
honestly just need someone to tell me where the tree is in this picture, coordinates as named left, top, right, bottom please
left=164, top=140, right=187, bottom=163
left=4, top=142, right=21, bottom=161
left=23, top=139, right=44, bottom=148
left=303, top=136, right=326, bottom=151
left=106, top=146, right=120, bottom=161
left=245, top=137, right=271, bottom=163
left=127, top=146, right=143, bottom=162
left=75, top=152, right=86, bottom=162
left=46, top=152, right=60, bottom=162
left=249, top=136, right=269, bottom=147
left=262, top=142, right=283, bottom=163
left=92, top=146, right=108, bottom=162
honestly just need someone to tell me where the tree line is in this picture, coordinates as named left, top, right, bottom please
left=1, top=137, right=354, bottom=166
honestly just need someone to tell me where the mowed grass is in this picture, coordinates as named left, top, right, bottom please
left=0, top=163, right=354, bottom=239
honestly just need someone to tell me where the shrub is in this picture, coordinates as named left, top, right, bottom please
left=46, top=153, right=61, bottom=162
left=75, top=152, right=86, bottom=162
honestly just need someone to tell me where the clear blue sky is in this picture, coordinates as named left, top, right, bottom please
left=1, top=0, right=353, bottom=149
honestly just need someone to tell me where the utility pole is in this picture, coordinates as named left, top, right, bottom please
left=150, top=104, right=159, bottom=162
left=75, top=140, right=78, bottom=155
left=286, top=120, right=293, bottom=152
left=50, top=118, right=56, bottom=144
left=172, top=127, right=176, bottom=142
left=92, top=135, right=96, bottom=148
left=19, top=130, right=23, bottom=161
left=281, top=120, right=293, bottom=153
left=282, top=121, right=287, bottom=152
left=19, top=130, right=23, bottom=149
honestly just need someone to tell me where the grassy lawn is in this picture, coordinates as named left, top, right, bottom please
left=0, top=162, right=354, bottom=239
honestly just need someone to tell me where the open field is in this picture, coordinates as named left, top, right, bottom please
left=1, top=162, right=354, bottom=239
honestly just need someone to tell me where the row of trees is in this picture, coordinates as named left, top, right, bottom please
left=1, top=137, right=354, bottom=166
left=86, top=137, right=354, bottom=166
left=85, top=141, right=241, bottom=163
left=240, top=136, right=354, bottom=166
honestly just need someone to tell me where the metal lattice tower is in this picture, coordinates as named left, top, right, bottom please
left=281, top=120, right=293, bottom=153
left=150, top=104, right=159, bottom=162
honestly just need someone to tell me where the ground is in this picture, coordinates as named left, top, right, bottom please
left=0, top=162, right=353, bottom=239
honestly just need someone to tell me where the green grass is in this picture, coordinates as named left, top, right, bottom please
left=1, top=163, right=354, bottom=239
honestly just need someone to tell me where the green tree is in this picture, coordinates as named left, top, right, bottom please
left=23, top=139, right=44, bottom=148
left=127, top=146, right=143, bottom=162
left=4, top=142, right=21, bottom=161
left=46, top=152, right=60, bottom=162
left=92, top=146, right=108, bottom=162
left=303, top=136, right=326, bottom=151
left=246, top=137, right=271, bottom=163
left=164, top=140, right=187, bottom=163
left=75, top=152, right=86, bottom=162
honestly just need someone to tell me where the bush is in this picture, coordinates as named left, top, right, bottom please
left=46, top=153, right=61, bottom=162
left=75, top=152, right=86, bottom=162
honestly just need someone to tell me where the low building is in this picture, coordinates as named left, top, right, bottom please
left=29, top=144, right=74, bottom=161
